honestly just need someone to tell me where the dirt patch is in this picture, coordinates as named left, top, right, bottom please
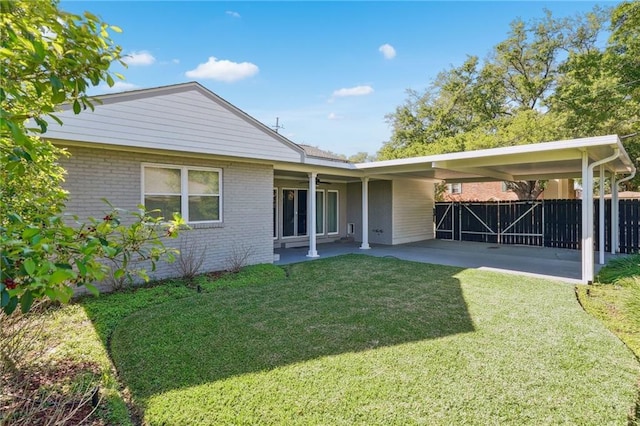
left=1, top=360, right=105, bottom=425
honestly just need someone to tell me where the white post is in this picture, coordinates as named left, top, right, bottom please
left=307, top=172, right=319, bottom=258
left=581, top=151, right=591, bottom=284
left=598, top=165, right=605, bottom=265
left=611, top=173, right=618, bottom=254
left=360, top=176, right=370, bottom=249
left=584, top=148, right=619, bottom=283
left=586, top=163, right=595, bottom=282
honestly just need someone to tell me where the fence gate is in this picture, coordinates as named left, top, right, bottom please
left=434, top=202, right=456, bottom=240
left=449, top=201, right=543, bottom=245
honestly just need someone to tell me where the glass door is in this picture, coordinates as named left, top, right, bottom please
left=282, top=189, right=307, bottom=237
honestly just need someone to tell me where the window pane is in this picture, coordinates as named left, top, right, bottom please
left=327, top=191, right=338, bottom=233
left=282, top=190, right=295, bottom=237
left=145, top=167, right=181, bottom=194
left=188, top=196, right=219, bottom=221
left=316, top=191, right=324, bottom=234
left=145, top=195, right=181, bottom=219
left=297, top=190, right=307, bottom=236
left=189, top=170, right=219, bottom=195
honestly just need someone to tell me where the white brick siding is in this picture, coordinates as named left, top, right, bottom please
left=59, top=145, right=274, bottom=284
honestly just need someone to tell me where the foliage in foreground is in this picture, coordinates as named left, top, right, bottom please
left=107, top=256, right=639, bottom=425
left=0, top=0, right=184, bottom=316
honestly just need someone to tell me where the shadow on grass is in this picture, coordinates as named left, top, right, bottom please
left=106, top=255, right=474, bottom=403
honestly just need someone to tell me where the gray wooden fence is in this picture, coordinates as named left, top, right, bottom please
left=434, top=199, right=639, bottom=253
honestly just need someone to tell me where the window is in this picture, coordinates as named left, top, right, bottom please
left=327, top=190, right=338, bottom=234
left=279, top=188, right=339, bottom=238
left=316, top=190, right=324, bottom=235
left=282, top=189, right=307, bottom=237
left=447, top=183, right=462, bottom=194
left=143, top=164, right=221, bottom=223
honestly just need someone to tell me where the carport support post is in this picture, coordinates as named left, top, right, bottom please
left=307, top=172, right=319, bottom=258
left=598, top=165, right=605, bottom=265
left=611, top=173, right=618, bottom=254
left=360, top=176, right=371, bottom=250
left=581, top=151, right=593, bottom=284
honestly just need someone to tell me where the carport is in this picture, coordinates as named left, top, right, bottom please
left=275, top=239, right=617, bottom=283
left=356, top=135, right=636, bottom=284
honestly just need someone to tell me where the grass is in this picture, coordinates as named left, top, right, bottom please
left=577, top=253, right=640, bottom=424
left=34, top=304, right=132, bottom=425
left=103, top=255, right=640, bottom=425
left=13, top=264, right=283, bottom=425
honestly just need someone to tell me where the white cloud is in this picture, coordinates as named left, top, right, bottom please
left=331, top=85, right=374, bottom=99
left=96, top=81, right=139, bottom=94
left=122, top=51, right=156, bottom=66
left=185, top=56, right=259, bottom=82
left=327, top=112, right=343, bottom=120
left=172, top=58, right=180, bottom=64
left=378, top=43, right=396, bottom=60
left=226, top=10, right=241, bottom=18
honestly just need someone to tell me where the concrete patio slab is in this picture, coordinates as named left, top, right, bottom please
left=275, top=239, right=621, bottom=283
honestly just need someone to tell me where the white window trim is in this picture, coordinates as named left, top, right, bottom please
left=327, top=189, right=339, bottom=235
left=273, top=187, right=278, bottom=240
left=447, top=183, right=462, bottom=194
left=141, top=163, right=223, bottom=224
left=315, top=190, right=325, bottom=236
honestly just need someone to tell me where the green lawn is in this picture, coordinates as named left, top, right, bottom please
left=103, top=255, right=639, bottom=425
left=577, top=253, right=640, bottom=425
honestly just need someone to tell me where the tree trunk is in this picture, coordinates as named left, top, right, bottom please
left=505, top=180, right=544, bottom=200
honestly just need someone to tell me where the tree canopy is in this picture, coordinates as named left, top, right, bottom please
left=380, top=3, right=639, bottom=195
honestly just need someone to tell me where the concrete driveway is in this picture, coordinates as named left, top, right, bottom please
left=275, top=239, right=619, bottom=283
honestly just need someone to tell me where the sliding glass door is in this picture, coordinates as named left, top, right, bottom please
left=282, top=189, right=307, bottom=237
left=279, top=188, right=339, bottom=238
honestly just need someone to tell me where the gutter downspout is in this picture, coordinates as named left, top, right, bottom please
left=611, top=173, right=618, bottom=255
left=585, top=148, right=620, bottom=283
left=599, top=165, right=605, bottom=265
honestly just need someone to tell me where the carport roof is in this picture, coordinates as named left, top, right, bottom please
left=355, top=135, right=635, bottom=182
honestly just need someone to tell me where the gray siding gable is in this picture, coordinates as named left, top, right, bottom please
left=42, top=82, right=305, bottom=163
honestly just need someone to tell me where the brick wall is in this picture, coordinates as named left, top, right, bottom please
left=58, top=145, right=274, bottom=285
left=443, top=182, right=519, bottom=201
left=443, top=180, right=575, bottom=201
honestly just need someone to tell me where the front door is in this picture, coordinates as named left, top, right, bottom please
left=282, top=189, right=307, bottom=237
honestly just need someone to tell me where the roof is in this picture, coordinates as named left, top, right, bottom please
left=298, top=144, right=350, bottom=163
left=39, top=82, right=635, bottom=183
left=355, top=135, right=636, bottom=182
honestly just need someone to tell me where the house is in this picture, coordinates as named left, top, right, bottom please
left=45, top=82, right=434, bottom=279
left=41, top=82, right=635, bottom=284
left=442, top=179, right=576, bottom=201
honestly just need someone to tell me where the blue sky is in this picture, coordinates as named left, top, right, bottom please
left=62, top=1, right=609, bottom=157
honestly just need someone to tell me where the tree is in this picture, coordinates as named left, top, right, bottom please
left=552, top=1, right=640, bottom=189
left=0, top=0, right=183, bottom=315
left=348, top=152, right=377, bottom=163
left=379, top=7, right=637, bottom=197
